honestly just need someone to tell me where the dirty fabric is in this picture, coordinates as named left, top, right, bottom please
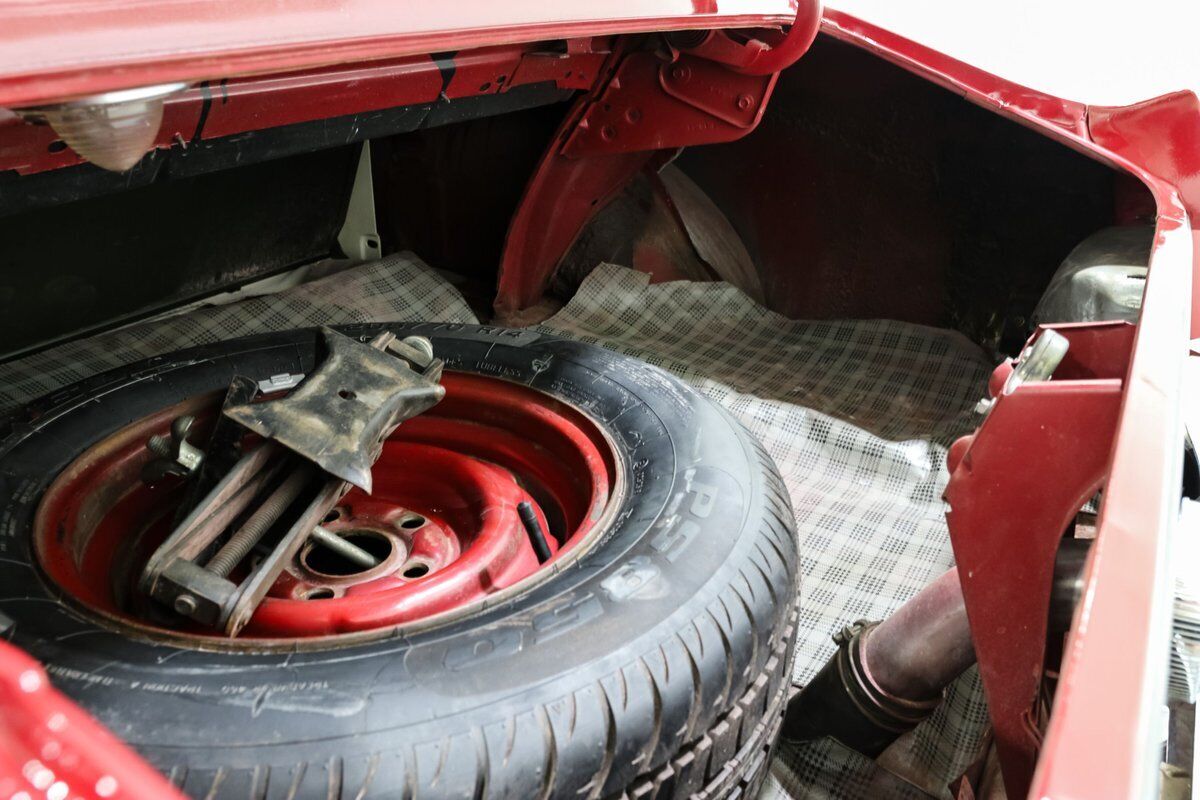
left=0, top=254, right=478, bottom=413
left=535, top=264, right=995, bottom=799
left=0, top=254, right=994, bottom=798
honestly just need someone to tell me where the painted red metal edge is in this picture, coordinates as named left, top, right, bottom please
left=0, top=44, right=611, bottom=176
left=1032, top=216, right=1191, bottom=800
left=1089, top=92, right=1200, bottom=341
left=0, top=640, right=186, bottom=799
left=494, top=4, right=818, bottom=314
left=0, top=2, right=795, bottom=109
left=821, top=10, right=1194, bottom=798
left=944, top=323, right=1132, bottom=798
left=494, top=49, right=781, bottom=314
left=0, top=6, right=1192, bottom=796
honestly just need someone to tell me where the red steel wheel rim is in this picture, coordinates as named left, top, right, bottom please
left=34, top=372, right=618, bottom=642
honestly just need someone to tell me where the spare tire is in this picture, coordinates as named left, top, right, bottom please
left=0, top=323, right=798, bottom=800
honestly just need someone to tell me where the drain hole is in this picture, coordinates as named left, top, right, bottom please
left=402, top=561, right=430, bottom=579
left=303, top=531, right=393, bottom=577
left=305, top=587, right=335, bottom=600
left=323, top=508, right=344, bottom=524
left=399, top=514, right=426, bottom=530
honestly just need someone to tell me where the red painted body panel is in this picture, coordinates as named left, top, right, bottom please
left=1033, top=205, right=1191, bottom=800
left=1089, top=92, right=1200, bottom=340
left=0, top=1, right=794, bottom=109
left=493, top=7, right=820, bottom=312
left=0, top=45, right=608, bottom=176
left=945, top=323, right=1133, bottom=797
left=820, top=11, right=1194, bottom=799
left=0, top=3, right=1194, bottom=800
left=495, top=50, right=781, bottom=313
left=0, top=641, right=185, bottom=800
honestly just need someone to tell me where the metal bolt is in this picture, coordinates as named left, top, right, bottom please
left=143, top=415, right=203, bottom=477
left=310, top=526, right=381, bottom=570
left=735, top=94, right=754, bottom=111
left=173, top=594, right=198, bottom=615
left=207, top=466, right=312, bottom=577
left=400, top=336, right=434, bottom=361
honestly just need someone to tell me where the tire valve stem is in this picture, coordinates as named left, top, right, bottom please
left=517, top=501, right=552, bottom=564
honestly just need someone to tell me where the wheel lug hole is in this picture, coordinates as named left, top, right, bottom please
left=401, top=561, right=430, bottom=579
left=397, top=513, right=426, bottom=530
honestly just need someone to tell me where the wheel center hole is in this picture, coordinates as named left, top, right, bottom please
left=302, top=530, right=393, bottom=577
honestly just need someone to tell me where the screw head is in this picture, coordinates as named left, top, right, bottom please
left=400, top=336, right=434, bottom=361
left=173, top=594, right=198, bottom=615
left=600, top=125, right=617, bottom=142
left=736, top=94, right=754, bottom=111
left=669, top=65, right=691, bottom=82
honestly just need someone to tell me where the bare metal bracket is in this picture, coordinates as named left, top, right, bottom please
left=224, top=328, right=443, bottom=492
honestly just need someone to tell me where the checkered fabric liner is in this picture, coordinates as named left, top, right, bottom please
left=0, top=254, right=478, bottom=413
left=0, top=254, right=996, bottom=798
left=536, top=265, right=995, bottom=799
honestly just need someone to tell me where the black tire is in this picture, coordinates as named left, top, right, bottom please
left=0, top=323, right=799, bottom=800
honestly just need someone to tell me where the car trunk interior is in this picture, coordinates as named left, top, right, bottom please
left=0, top=32, right=1154, bottom=800
left=0, top=37, right=1146, bottom=362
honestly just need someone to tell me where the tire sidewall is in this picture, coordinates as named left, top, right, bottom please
left=0, top=323, right=781, bottom=786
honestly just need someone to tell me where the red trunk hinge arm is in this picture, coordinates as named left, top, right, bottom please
left=494, top=2, right=822, bottom=316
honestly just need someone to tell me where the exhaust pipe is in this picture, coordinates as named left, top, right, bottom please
left=784, top=539, right=1091, bottom=757
left=781, top=568, right=974, bottom=756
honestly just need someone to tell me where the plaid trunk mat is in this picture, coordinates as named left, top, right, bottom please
left=0, top=253, right=995, bottom=799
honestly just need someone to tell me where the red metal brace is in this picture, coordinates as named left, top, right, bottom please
left=0, top=640, right=185, bottom=799
left=944, top=321, right=1137, bottom=799
left=494, top=1, right=822, bottom=316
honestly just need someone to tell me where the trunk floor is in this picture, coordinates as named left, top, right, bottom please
left=0, top=253, right=995, bottom=799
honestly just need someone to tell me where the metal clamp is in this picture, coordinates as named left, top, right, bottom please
left=141, top=415, right=204, bottom=482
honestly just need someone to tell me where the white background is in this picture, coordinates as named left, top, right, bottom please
left=829, top=0, right=1200, bottom=105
